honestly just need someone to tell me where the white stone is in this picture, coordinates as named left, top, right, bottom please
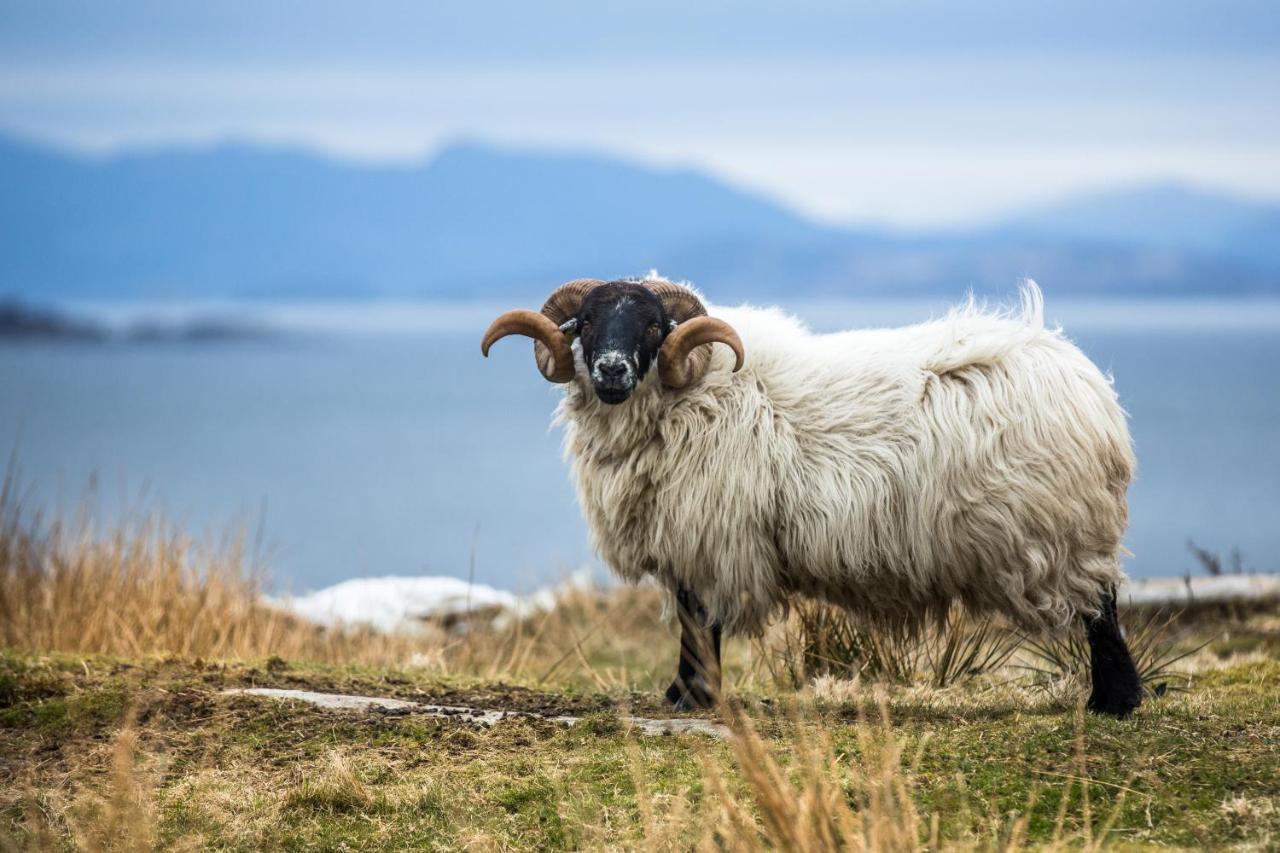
left=221, top=687, right=729, bottom=739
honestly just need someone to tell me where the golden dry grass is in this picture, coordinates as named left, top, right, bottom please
left=0, top=473, right=422, bottom=666
left=0, top=473, right=699, bottom=692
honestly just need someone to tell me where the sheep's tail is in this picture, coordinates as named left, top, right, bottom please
left=924, top=278, right=1047, bottom=377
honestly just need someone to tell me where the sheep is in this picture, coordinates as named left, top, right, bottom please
left=481, top=276, right=1143, bottom=718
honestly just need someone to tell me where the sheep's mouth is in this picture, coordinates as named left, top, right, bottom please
left=593, top=384, right=633, bottom=405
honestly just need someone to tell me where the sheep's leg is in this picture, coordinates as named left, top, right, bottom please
left=664, top=585, right=722, bottom=711
left=1083, top=586, right=1143, bottom=718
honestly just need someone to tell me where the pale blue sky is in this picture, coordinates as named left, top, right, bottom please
left=2, top=1, right=1278, bottom=225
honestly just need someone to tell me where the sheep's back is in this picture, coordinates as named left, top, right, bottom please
left=764, top=308, right=1134, bottom=633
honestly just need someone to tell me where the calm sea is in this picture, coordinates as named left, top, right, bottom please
left=2, top=298, right=1278, bottom=593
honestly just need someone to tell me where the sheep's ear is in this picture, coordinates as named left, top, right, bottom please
left=559, top=318, right=580, bottom=339
left=665, top=319, right=678, bottom=334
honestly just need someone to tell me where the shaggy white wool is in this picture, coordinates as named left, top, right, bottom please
left=555, top=281, right=1134, bottom=636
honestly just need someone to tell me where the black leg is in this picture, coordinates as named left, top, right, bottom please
left=1083, top=586, right=1143, bottom=718
left=664, top=584, right=722, bottom=711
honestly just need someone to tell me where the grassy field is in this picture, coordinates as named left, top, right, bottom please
left=2, top=485, right=1279, bottom=849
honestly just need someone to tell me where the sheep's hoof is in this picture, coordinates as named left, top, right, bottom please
left=1086, top=688, right=1142, bottom=719
left=665, top=676, right=718, bottom=712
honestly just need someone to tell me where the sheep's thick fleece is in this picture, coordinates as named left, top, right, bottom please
left=557, top=283, right=1133, bottom=636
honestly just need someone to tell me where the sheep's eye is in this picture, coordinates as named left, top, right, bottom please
left=647, top=322, right=661, bottom=335
left=580, top=321, right=591, bottom=334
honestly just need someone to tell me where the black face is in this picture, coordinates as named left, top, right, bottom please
left=565, top=282, right=671, bottom=404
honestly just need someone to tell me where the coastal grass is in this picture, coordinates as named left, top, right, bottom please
left=3, top=482, right=1280, bottom=848
left=0, top=472, right=687, bottom=687
left=1, top=650, right=1277, bottom=850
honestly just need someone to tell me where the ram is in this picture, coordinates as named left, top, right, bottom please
left=482, top=276, right=1143, bottom=718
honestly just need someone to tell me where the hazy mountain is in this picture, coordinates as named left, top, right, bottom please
left=1, top=133, right=1277, bottom=301
left=0, top=134, right=828, bottom=300
left=995, top=183, right=1280, bottom=272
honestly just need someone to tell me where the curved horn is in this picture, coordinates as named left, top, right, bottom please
left=480, top=278, right=603, bottom=383
left=643, top=279, right=744, bottom=389
left=658, top=316, right=745, bottom=389
left=481, top=309, right=576, bottom=382
left=646, top=281, right=707, bottom=323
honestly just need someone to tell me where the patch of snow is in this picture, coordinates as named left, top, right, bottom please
left=266, top=568, right=598, bottom=633
left=266, top=575, right=518, bottom=633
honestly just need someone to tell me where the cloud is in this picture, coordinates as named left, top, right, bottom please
left=2, top=7, right=1278, bottom=226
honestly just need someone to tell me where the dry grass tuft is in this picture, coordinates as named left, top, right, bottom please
left=0, top=471, right=422, bottom=666
left=10, top=710, right=158, bottom=853
left=78, top=713, right=156, bottom=853
left=716, top=700, right=921, bottom=851
left=422, top=581, right=676, bottom=689
left=282, top=750, right=377, bottom=815
left=765, top=600, right=1021, bottom=690
left=1019, top=606, right=1205, bottom=698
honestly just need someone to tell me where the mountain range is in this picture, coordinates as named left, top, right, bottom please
left=2, top=133, right=1277, bottom=301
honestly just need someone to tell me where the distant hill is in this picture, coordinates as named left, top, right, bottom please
left=1, top=133, right=1277, bottom=300
left=0, top=297, right=271, bottom=342
left=993, top=183, right=1280, bottom=272
left=0, top=134, right=827, bottom=300
left=0, top=298, right=104, bottom=340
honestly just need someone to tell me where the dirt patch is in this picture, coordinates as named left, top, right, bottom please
left=406, top=683, right=640, bottom=717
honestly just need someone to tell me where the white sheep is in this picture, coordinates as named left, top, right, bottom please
left=482, top=276, right=1143, bottom=717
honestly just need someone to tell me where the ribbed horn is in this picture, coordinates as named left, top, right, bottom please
left=480, top=278, right=603, bottom=383
left=657, top=316, right=745, bottom=389
left=481, top=309, right=576, bottom=382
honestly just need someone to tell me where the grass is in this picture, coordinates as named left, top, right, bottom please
left=2, top=480, right=1279, bottom=849
left=1019, top=607, right=1210, bottom=699
left=2, top=650, right=1277, bottom=849
left=779, top=601, right=1023, bottom=689
left=0, top=467, right=430, bottom=667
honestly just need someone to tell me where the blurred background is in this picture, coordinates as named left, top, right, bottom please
left=1, top=1, right=1277, bottom=594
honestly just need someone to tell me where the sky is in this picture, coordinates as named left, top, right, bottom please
left=2, top=1, right=1279, bottom=227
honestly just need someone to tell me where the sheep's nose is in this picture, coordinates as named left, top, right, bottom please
left=599, top=361, right=628, bottom=380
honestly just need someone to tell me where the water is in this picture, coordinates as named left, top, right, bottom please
left=1, top=299, right=1277, bottom=592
